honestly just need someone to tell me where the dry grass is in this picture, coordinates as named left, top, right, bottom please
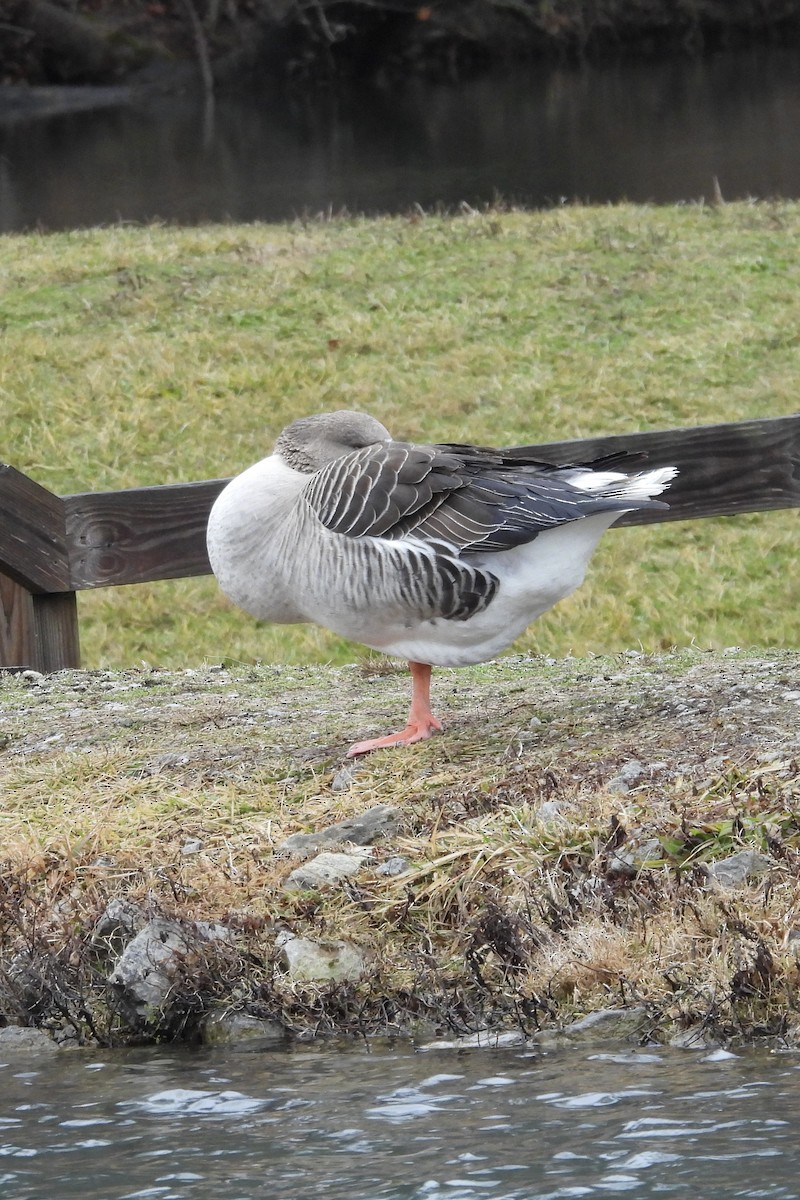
left=1, top=650, right=800, bottom=1045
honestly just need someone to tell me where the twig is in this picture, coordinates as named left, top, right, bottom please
left=180, top=0, right=215, bottom=98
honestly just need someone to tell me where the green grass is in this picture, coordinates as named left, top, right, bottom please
left=2, top=203, right=798, bottom=668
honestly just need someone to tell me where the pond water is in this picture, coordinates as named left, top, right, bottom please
left=1, top=45, right=799, bottom=232
left=2, top=1039, right=799, bottom=1199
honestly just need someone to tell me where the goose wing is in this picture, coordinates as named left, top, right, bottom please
left=301, top=440, right=668, bottom=554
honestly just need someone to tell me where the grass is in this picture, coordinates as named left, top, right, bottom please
left=1, top=202, right=799, bottom=667
left=2, top=204, right=800, bottom=1046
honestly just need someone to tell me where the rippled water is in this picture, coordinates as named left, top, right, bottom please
left=1, top=1040, right=798, bottom=1199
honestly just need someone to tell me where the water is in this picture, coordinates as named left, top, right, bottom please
left=1, top=1040, right=799, bottom=1199
left=1, top=46, right=799, bottom=232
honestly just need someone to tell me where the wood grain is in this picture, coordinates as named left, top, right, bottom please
left=64, top=478, right=228, bottom=590
left=0, top=573, right=81, bottom=671
left=0, top=572, right=35, bottom=667
left=32, top=591, right=81, bottom=670
left=0, top=464, right=71, bottom=592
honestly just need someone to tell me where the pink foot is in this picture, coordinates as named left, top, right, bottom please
left=346, top=715, right=443, bottom=758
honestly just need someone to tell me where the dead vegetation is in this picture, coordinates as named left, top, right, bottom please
left=1, top=648, right=800, bottom=1047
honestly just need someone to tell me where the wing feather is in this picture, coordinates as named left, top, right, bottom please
left=302, top=439, right=669, bottom=554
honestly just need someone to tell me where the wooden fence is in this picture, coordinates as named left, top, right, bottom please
left=1, top=413, right=799, bottom=672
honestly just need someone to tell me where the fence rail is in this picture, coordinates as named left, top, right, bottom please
left=2, top=413, right=799, bottom=671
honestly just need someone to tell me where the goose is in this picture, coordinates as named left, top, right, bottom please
left=207, top=411, right=677, bottom=757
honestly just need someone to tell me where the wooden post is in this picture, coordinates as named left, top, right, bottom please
left=0, top=464, right=80, bottom=670
left=0, top=573, right=80, bottom=671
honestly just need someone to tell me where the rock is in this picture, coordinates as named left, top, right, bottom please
left=277, top=933, right=367, bottom=983
left=0, top=1025, right=59, bottom=1054
left=607, top=837, right=662, bottom=876
left=420, top=1029, right=528, bottom=1051
left=201, top=1009, right=288, bottom=1048
left=195, top=920, right=235, bottom=943
left=180, top=838, right=203, bottom=856
left=669, top=1025, right=719, bottom=1050
left=376, top=856, right=410, bottom=877
left=278, top=804, right=401, bottom=858
left=705, top=850, right=771, bottom=889
left=108, top=917, right=233, bottom=1025
left=331, top=763, right=359, bottom=792
left=537, top=1007, right=650, bottom=1046
left=607, top=760, right=645, bottom=793
left=783, top=1020, right=800, bottom=1049
left=535, top=800, right=566, bottom=824
left=284, top=850, right=373, bottom=890
left=4, top=951, right=49, bottom=1014
left=93, top=899, right=147, bottom=953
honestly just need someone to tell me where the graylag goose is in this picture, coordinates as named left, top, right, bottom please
left=207, top=411, right=677, bottom=757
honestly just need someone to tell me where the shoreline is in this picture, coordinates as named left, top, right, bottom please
left=1, top=648, right=799, bottom=1051
left=2, top=1, right=798, bottom=98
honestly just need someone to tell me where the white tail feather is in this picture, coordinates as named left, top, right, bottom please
left=570, top=465, right=678, bottom=499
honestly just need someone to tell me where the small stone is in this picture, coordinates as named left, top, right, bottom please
left=0, top=1026, right=58, bottom=1054
left=376, top=856, right=410, bottom=877
left=607, top=760, right=645, bottom=792
left=670, top=1025, right=719, bottom=1050
left=277, top=933, right=367, bottom=983
left=331, top=763, right=359, bottom=792
left=201, top=1010, right=288, bottom=1048
left=557, top=1007, right=649, bottom=1043
left=93, top=899, right=146, bottom=951
left=181, top=838, right=203, bottom=856
left=284, top=850, right=373, bottom=890
left=706, top=850, right=771, bottom=889
left=278, top=805, right=400, bottom=858
left=21, top=670, right=45, bottom=686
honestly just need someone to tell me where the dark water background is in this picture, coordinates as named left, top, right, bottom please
left=1, top=46, right=799, bottom=232
left=2, top=1040, right=799, bottom=1200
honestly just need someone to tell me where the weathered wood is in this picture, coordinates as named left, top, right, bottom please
left=0, top=572, right=36, bottom=667
left=31, top=591, right=81, bottom=670
left=0, top=572, right=80, bottom=670
left=64, top=478, right=228, bottom=590
left=508, top=413, right=800, bottom=526
left=0, top=464, right=71, bottom=592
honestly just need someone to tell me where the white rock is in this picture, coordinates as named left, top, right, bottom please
left=276, top=933, right=367, bottom=983
left=284, top=850, right=373, bottom=890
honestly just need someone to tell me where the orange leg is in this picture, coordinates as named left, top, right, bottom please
left=347, top=661, right=443, bottom=758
